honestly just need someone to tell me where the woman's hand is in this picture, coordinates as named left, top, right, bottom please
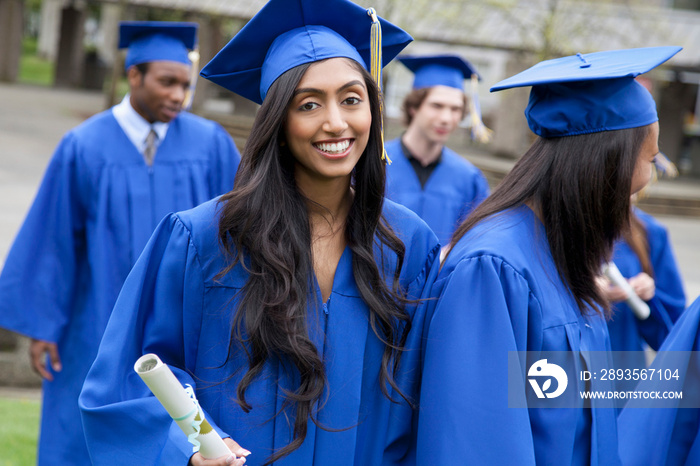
left=596, top=276, right=628, bottom=303
left=189, top=438, right=250, bottom=466
left=628, top=272, right=655, bottom=301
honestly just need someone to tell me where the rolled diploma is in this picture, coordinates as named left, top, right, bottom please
left=602, top=262, right=651, bottom=320
left=134, top=353, right=232, bottom=459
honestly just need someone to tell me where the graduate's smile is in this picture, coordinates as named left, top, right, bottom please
left=285, top=58, right=371, bottom=183
left=312, top=138, right=354, bottom=160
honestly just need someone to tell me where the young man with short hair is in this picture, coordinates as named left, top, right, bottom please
left=385, top=55, right=490, bottom=245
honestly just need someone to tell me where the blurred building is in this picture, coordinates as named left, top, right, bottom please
left=1, top=0, right=696, bottom=169
left=376, top=0, right=700, bottom=174
left=2, top=0, right=700, bottom=165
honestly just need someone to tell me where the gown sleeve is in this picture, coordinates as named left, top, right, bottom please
left=634, top=216, right=687, bottom=350
left=209, top=123, right=240, bottom=196
left=474, top=170, right=491, bottom=203
left=383, top=241, right=441, bottom=465
left=646, top=217, right=686, bottom=322
left=416, top=255, right=539, bottom=465
left=457, top=169, right=490, bottom=225
left=0, top=133, right=85, bottom=342
left=79, top=214, right=227, bottom=465
left=618, top=296, right=700, bottom=466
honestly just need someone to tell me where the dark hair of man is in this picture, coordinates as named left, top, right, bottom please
left=216, top=58, right=411, bottom=464
left=449, top=125, right=650, bottom=317
left=401, top=86, right=468, bottom=126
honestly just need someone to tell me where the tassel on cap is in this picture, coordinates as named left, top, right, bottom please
left=469, top=74, right=493, bottom=144
left=183, top=49, right=200, bottom=111
left=367, top=8, right=391, bottom=164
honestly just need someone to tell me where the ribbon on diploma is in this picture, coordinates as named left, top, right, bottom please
left=134, top=353, right=234, bottom=459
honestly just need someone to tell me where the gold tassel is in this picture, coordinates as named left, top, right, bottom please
left=367, top=8, right=391, bottom=164
left=183, top=49, right=200, bottom=111
left=469, top=74, right=493, bottom=144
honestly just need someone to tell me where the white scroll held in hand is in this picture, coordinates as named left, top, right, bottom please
left=602, top=262, right=651, bottom=320
left=134, top=353, right=234, bottom=460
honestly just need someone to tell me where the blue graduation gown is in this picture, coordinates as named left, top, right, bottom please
left=607, top=209, right=686, bottom=391
left=0, top=110, right=240, bottom=466
left=79, top=198, right=440, bottom=466
left=618, top=296, right=700, bottom=466
left=384, top=138, right=490, bottom=245
left=417, top=205, right=620, bottom=465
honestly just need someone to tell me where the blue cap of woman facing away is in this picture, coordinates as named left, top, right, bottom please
left=200, top=0, right=413, bottom=105
left=490, top=46, right=682, bottom=138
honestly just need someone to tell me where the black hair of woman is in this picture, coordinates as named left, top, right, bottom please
left=215, top=58, right=412, bottom=463
left=450, top=125, right=651, bottom=316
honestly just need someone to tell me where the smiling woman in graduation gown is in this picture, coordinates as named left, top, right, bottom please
left=80, top=196, right=437, bottom=465
left=384, top=55, right=490, bottom=245
left=416, top=46, right=682, bottom=465
left=79, top=1, right=439, bottom=465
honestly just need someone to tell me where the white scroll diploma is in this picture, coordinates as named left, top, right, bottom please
left=134, top=353, right=233, bottom=460
left=602, top=262, right=651, bottom=320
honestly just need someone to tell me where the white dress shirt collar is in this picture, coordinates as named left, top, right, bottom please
left=112, top=94, right=170, bottom=155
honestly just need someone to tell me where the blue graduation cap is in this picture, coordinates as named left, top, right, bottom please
left=200, top=0, right=413, bottom=105
left=490, top=46, right=682, bottom=138
left=398, top=54, right=480, bottom=91
left=119, top=21, right=198, bottom=70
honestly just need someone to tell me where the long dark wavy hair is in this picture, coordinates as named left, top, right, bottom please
left=216, top=58, right=411, bottom=464
left=449, top=125, right=651, bottom=316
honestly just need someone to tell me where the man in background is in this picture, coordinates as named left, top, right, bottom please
left=0, top=21, right=240, bottom=465
left=385, top=54, right=490, bottom=246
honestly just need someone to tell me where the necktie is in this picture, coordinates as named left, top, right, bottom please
left=143, top=129, right=158, bottom=166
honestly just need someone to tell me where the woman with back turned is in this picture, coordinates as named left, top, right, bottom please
left=417, top=47, right=681, bottom=465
